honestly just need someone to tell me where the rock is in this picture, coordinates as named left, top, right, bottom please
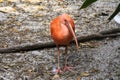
left=0, top=12, right=7, bottom=21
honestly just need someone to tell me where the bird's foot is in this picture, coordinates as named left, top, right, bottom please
left=56, top=68, right=63, bottom=74
left=52, top=67, right=63, bottom=74
left=63, top=66, right=75, bottom=72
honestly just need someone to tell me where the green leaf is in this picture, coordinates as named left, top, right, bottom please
left=108, top=3, right=120, bottom=21
left=80, top=0, right=97, bottom=9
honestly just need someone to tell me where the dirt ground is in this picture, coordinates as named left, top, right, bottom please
left=0, top=0, right=120, bottom=80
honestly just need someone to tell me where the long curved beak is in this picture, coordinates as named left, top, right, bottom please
left=66, top=20, right=79, bottom=50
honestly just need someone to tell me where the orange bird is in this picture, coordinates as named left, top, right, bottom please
left=50, top=13, right=79, bottom=73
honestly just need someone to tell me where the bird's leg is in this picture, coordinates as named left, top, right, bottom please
left=63, top=46, right=75, bottom=72
left=55, top=45, right=62, bottom=74
left=64, top=46, right=68, bottom=67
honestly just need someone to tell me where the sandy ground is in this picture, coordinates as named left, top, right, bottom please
left=0, top=0, right=120, bottom=80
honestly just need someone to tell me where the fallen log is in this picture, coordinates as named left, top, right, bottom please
left=0, top=28, right=120, bottom=53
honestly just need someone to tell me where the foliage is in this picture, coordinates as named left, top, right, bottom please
left=80, top=0, right=97, bottom=9
left=80, top=0, right=120, bottom=21
left=108, top=3, right=120, bottom=21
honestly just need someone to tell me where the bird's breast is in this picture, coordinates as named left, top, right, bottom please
left=51, top=25, right=73, bottom=45
left=50, top=16, right=74, bottom=45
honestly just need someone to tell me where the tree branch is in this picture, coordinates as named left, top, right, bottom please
left=0, top=28, right=120, bottom=53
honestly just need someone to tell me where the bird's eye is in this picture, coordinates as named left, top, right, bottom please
left=64, top=20, right=69, bottom=26
left=64, top=19, right=67, bottom=23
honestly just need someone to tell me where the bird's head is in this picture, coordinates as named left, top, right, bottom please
left=60, top=14, right=79, bottom=50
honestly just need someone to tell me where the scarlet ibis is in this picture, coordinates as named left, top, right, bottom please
left=50, top=13, right=79, bottom=73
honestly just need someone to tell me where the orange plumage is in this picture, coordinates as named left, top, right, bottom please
left=50, top=13, right=78, bottom=73
left=50, top=14, right=75, bottom=45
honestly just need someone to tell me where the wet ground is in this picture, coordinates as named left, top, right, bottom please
left=0, top=0, right=120, bottom=80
